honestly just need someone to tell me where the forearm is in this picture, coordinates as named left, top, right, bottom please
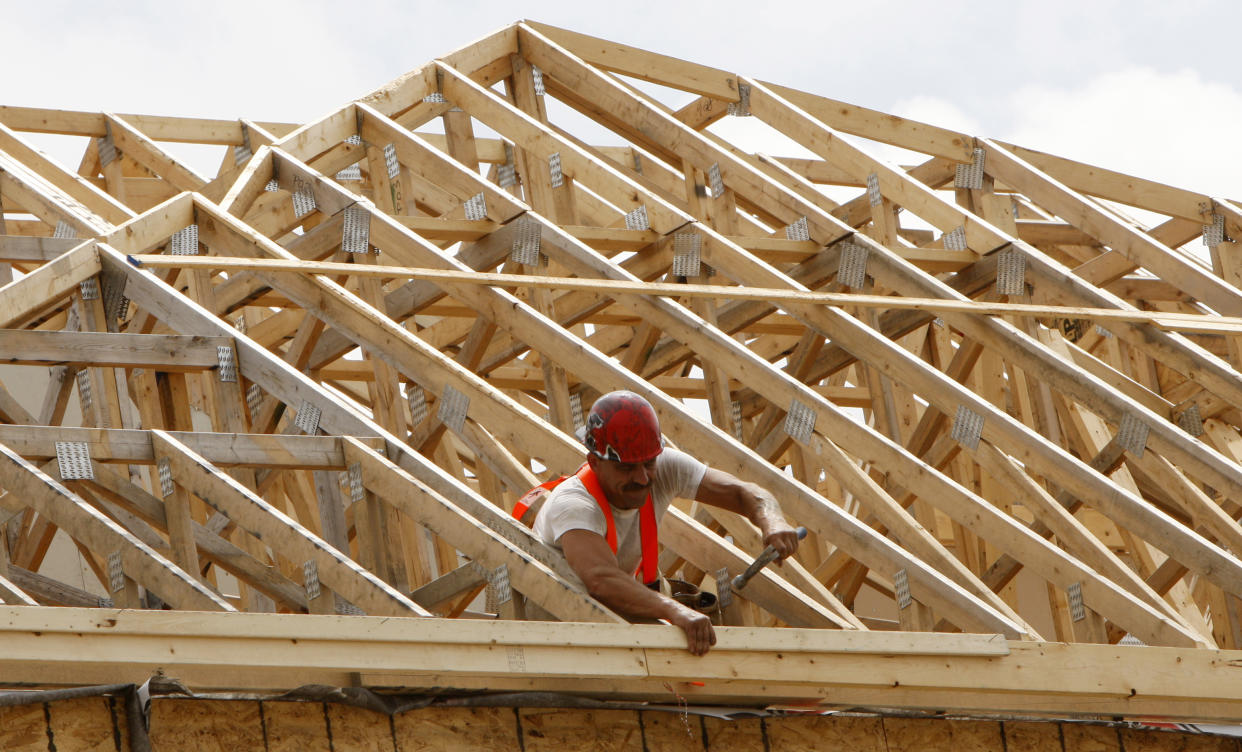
left=583, top=566, right=682, bottom=622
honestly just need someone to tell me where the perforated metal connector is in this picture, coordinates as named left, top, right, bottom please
left=783, top=398, right=816, bottom=443
left=510, top=217, right=541, bottom=265
left=487, top=563, right=512, bottom=605
left=1095, top=324, right=1114, bottom=338
left=463, top=192, right=487, bottom=221
left=530, top=65, right=546, bottom=96
left=79, top=278, right=100, bottom=300
left=866, top=173, right=882, bottom=207
left=995, top=247, right=1026, bottom=295
left=623, top=205, right=649, bottom=231
left=708, top=163, right=724, bottom=198
left=303, top=560, right=322, bottom=600
left=837, top=242, right=869, bottom=289
left=53, top=221, right=76, bottom=239
left=438, top=385, right=469, bottom=431
left=1204, top=214, right=1226, bottom=248
left=548, top=152, right=563, bottom=188
left=233, top=127, right=252, bottom=165
left=1177, top=403, right=1204, bottom=437
left=1067, top=582, right=1086, bottom=622
left=342, top=204, right=371, bottom=254
left=727, top=83, right=751, bottom=116
left=335, top=164, right=362, bottom=182
left=291, top=180, right=317, bottom=218
left=1117, top=412, right=1149, bottom=457
left=216, top=346, right=237, bottom=383
left=245, top=383, right=263, bottom=415
left=943, top=226, right=968, bottom=251
left=383, top=143, right=400, bottom=179
left=954, top=148, right=986, bottom=190
left=950, top=404, right=984, bottom=450
left=169, top=224, right=199, bottom=256
left=731, top=400, right=743, bottom=440
left=76, top=370, right=92, bottom=410
left=56, top=441, right=94, bottom=480
left=294, top=400, right=322, bottom=435
left=407, top=385, right=428, bottom=423
left=569, top=391, right=585, bottom=431
left=264, top=179, right=279, bottom=192
left=497, top=163, right=516, bottom=188
left=672, top=232, right=702, bottom=277
left=157, top=457, right=174, bottom=498
left=784, top=216, right=810, bottom=242
left=335, top=599, right=364, bottom=616
left=894, top=569, right=912, bottom=609
left=107, top=551, right=125, bottom=593
left=345, top=134, right=362, bottom=145
left=422, top=92, right=447, bottom=104
left=348, top=462, right=364, bottom=504
left=715, top=567, right=733, bottom=609
left=98, top=125, right=118, bottom=167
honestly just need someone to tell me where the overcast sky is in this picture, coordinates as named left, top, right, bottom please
left=5, top=0, right=1239, bottom=200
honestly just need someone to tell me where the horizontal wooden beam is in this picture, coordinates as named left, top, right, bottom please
left=0, top=330, right=229, bottom=369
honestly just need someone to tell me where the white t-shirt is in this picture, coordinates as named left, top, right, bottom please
left=533, top=448, right=707, bottom=580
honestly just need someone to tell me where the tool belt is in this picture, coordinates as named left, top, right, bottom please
left=651, top=577, right=718, bottom=615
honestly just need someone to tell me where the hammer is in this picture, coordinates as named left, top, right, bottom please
left=731, top=527, right=807, bottom=592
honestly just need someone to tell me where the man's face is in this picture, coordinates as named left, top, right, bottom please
left=589, top=455, right=659, bottom=509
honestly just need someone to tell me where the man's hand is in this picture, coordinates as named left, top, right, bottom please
left=762, top=521, right=802, bottom=563
left=667, top=603, right=716, bottom=656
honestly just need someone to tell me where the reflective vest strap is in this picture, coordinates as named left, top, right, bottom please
left=576, top=465, right=660, bottom=584
left=511, top=472, right=571, bottom=522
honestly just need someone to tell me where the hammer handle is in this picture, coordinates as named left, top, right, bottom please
left=730, top=526, right=807, bottom=591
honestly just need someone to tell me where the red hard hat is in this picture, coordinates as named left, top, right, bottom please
left=583, top=391, right=663, bottom=463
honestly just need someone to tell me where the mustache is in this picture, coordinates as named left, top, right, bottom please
left=622, top=482, right=650, bottom=492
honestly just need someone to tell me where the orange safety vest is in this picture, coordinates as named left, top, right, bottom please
left=513, top=464, right=660, bottom=585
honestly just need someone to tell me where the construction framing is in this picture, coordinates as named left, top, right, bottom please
left=2, top=19, right=1242, bottom=733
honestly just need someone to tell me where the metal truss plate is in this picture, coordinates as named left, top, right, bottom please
left=954, top=148, right=986, bottom=190
left=623, top=204, right=649, bottom=231
left=497, top=163, right=516, bottom=188
left=233, top=143, right=252, bottom=165
left=510, top=217, right=541, bottom=265
left=950, top=404, right=984, bottom=450
left=79, top=278, right=100, bottom=300
left=342, top=204, right=371, bottom=254
left=345, top=134, right=362, bottom=145
left=1095, top=324, right=1114, bottom=338
left=336, top=598, right=364, bottom=616
left=407, top=385, right=428, bottom=423
left=672, top=232, right=702, bottom=277
left=1178, top=403, right=1204, bottom=437
left=943, top=225, right=968, bottom=251
left=264, top=179, right=279, bottom=192
left=53, top=221, right=76, bottom=239
left=383, top=143, right=400, bottom=180
left=783, top=398, right=816, bottom=443
left=76, top=370, right=93, bottom=410
left=487, top=563, right=512, bottom=605
left=98, top=125, right=118, bottom=167
left=169, top=224, right=199, bottom=256
left=730, top=400, right=743, bottom=440
left=866, top=173, right=882, bottom=207
left=303, top=560, right=322, bottom=600
left=422, top=92, right=447, bottom=104
left=837, top=242, right=869, bottom=289
left=463, top=192, right=488, bottom=221
left=995, top=247, right=1026, bottom=295
left=56, top=440, right=94, bottom=480
left=894, top=568, right=912, bottom=609
left=1204, top=214, right=1225, bottom=248
left=548, top=152, right=563, bottom=188
left=715, top=567, right=733, bottom=609
left=216, top=345, right=237, bottom=383
left=708, top=163, right=724, bottom=199
left=531, top=65, right=546, bottom=96
left=569, top=391, right=585, bottom=431
left=784, top=216, right=810, bottom=242
left=727, top=83, right=751, bottom=117
left=294, top=400, right=322, bottom=435
left=438, top=385, right=469, bottom=432
left=107, top=550, right=125, bottom=593
left=1067, top=582, right=1086, bottom=622
left=1117, top=412, right=1149, bottom=457
left=335, top=164, right=362, bottom=182
left=245, top=384, right=263, bottom=415
left=291, top=180, right=317, bottom=218
left=157, top=456, right=174, bottom=498
left=348, top=462, right=364, bottom=504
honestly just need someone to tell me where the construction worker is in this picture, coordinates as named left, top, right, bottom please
left=528, top=390, right=801, bottom=655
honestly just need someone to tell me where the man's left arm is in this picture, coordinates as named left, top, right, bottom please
left=694, top=468, right=801, bottom=561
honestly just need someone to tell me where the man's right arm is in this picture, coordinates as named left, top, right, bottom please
left=559, top=529, right=716, bottom=656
